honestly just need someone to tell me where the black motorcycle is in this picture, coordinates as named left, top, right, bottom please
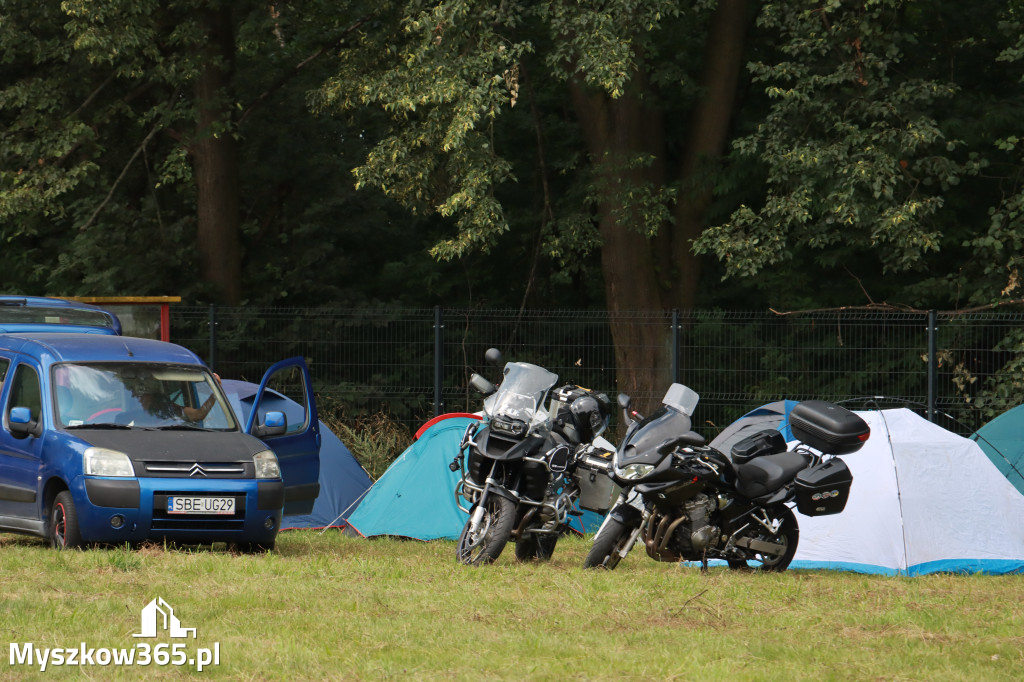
left=450, top=350, right=611, bottom=565
left=580, top=384, right=869, bottom=571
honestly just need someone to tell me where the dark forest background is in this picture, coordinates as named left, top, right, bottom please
left=4, top=1, right=1024, bottom=400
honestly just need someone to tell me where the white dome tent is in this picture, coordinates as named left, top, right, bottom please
left=790, top=408, right=1024, bottom=575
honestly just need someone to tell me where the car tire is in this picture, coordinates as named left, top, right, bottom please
left=50, top=491, right=84, bottom=550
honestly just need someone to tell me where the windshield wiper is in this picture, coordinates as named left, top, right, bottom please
left=65, top=423, right=133, bottom=430
left=151, top=423, right=213, bottom=432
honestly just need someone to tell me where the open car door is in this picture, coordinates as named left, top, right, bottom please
left=246, top=357, right=321, bottom=515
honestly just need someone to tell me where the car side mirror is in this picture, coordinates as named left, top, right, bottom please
left=9, top=406, right=42, bottom=439
left=253, top=410, right=287, bottom=438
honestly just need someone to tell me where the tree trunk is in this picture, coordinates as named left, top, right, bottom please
left=192, top=6, right=242, bottom=305
left=670, top=0, right=749, bottom=310
left=570, top=78, right=671, bottom=409
left=569, top=0, right=750, bottom=408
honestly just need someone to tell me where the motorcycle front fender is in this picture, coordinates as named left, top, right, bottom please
left=606, top=502, right=643, bottom=527
left=483, top=485, right=520, bottom=505
left=467, top=481, right=518, bottom=534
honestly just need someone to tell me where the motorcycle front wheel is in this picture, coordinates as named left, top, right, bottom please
left=583, top=510, right=640, bottom=570
left=514, top=533, right=559, bottom=562
left=456, top=495, right=516, bottom=565
left=728, top=505, right=799, bottom=572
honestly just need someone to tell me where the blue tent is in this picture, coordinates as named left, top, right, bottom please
left=346, top=414, right=476, bottom=539
left=346, top=414, right=604, bottom=540
left=971, top=404, right=1024, bottom=496
left=220, top=379, right=373, bottom=530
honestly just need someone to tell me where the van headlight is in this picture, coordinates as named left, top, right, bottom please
left=84, top=448, right=136, bottom=477
left=619, top=463, right=654, bottom=480
left=253, top=450, right=281, bottom=479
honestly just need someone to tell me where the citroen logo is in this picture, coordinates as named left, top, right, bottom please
left=188, top=463, right=208, bottom=478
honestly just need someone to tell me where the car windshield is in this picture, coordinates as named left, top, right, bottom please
left=52, top=362, right=236, bottom=431
left=483, top=362, right=558, bottom=430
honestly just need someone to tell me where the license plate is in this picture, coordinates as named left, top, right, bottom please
left=166, top=496, right=236, bottom=515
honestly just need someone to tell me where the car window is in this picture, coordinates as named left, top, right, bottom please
left=52, top=362, right=236, bottom=430
left=265, top=365, right=309, bottom=434
left=7, top=364, right=41, bottom=423
left=0, top=357, right=9, bottom=403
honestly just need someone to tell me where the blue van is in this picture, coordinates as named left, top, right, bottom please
left=0, top=330, right=321, bottom=551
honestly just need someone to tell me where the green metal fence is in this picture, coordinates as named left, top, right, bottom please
left=167, top=306, right=1024, bottom=438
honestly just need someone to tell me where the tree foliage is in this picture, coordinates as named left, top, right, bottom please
left=1, top=0, right=424, bottom=304
left=3, top=0, right=1024, bottom=323
left=696, top=0, right=1024, bottom=311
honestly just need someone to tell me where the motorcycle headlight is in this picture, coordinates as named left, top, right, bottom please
left=491, top=417, right=526, bottom=437
left=253, top=450, right=281, bottom=479
left=84, top=448, right=135, bottom=477
left=619, top=463, right=654, bottom=480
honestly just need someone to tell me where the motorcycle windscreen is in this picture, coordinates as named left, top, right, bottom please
left=246, top=357, right=322, bottom=515
left=619, top=404, right=693, bottom=465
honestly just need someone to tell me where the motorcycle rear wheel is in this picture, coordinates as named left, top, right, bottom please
left=456, top=495, right=516, bottom=565
left=584, top=511, right=640, bottom=570
left=728, top=506, right=799, bottom=572
left=514, top=533, right=559, bottom=562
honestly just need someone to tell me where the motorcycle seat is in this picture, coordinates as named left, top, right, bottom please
left=734, top=450, right=812, bottom=500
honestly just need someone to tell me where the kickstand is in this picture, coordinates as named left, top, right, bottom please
left=700, top=553, right=709, bottom=574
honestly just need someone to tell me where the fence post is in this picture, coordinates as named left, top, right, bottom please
left=927, top=309, right=937, bottom=422
left=671, top=308, right=680, bottom=384
left=208, top=304, right=217, bottom=373
left=434, top=305, right=444, bottom=417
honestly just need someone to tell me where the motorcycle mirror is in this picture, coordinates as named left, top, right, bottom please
left=617, top=393, right=631, bottom=410
left=484, top=347, right=503, bottom=366
left=469, top=372, right=497, bottom=397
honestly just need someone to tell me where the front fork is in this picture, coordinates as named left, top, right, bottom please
left=616, top=523, right=645, bottom=560
left=466, top=459, right=502, bottom=536
left=467, top=489, right=489, bottom=535
left=598, top=489, right=647, bottom=560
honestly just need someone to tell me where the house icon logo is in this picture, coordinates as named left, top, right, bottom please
left=133, top=597, right=197, bottom=639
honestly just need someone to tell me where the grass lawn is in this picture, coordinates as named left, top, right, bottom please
left=2, top=530, right=1022, bottom=680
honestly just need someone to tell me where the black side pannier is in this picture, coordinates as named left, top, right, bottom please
left=794, top=458, right=853, bottom=516
left=790, top=400, right=870, bottom=455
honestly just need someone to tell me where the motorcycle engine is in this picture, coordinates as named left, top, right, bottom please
left=537, top=482, right=573, bottom=530
left=677, top=495, right=719, bottom=552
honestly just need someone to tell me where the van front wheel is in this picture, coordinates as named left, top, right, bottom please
left=50, top=491, right=84, bottom=550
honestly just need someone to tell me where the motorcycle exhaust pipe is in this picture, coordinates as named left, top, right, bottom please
left=735, top=536, right=786, bottom=557
left=514, top=507, right=538, bottom=541
left=643, top=513, right=686, bottom=561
